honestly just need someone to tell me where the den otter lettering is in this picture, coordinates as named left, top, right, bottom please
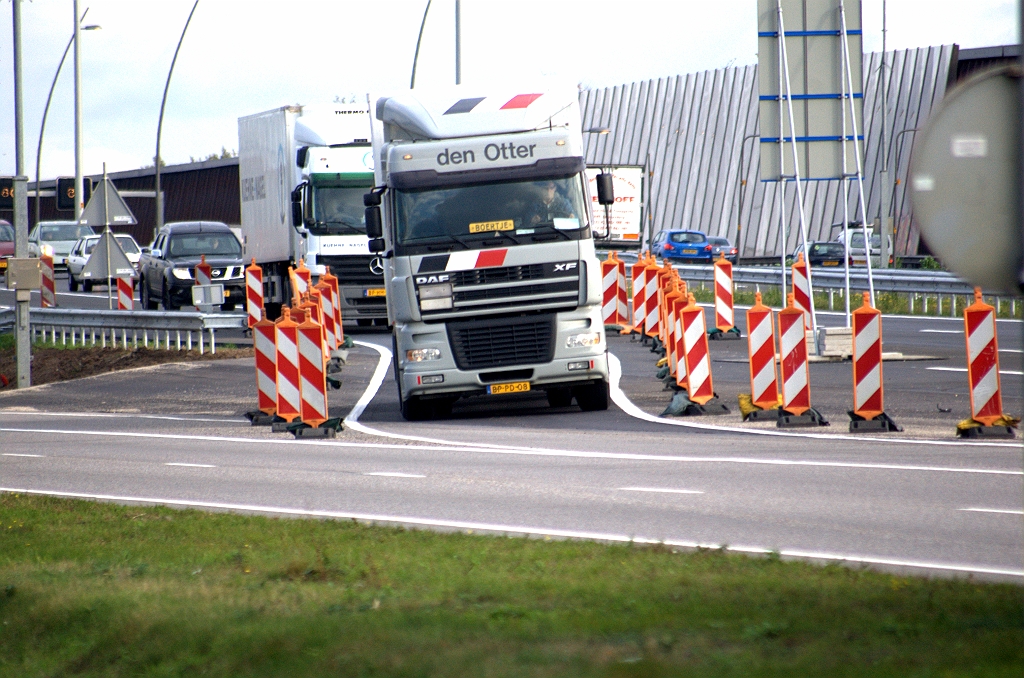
left=435, top=142, right=537, bottom=166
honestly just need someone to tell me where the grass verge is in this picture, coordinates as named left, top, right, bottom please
left=1, top=494, right=1021, bottom=676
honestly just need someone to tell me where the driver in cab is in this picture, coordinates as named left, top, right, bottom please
left=528, top=181, right=574, bottom=225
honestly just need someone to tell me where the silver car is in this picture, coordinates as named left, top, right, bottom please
left=28, top=221, right=96, bottom=269
left=66, top=233, right=142, bottom=292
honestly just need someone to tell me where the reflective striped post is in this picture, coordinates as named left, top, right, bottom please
left=297, top=315, right=329, bottom=430
left=849, top=292, right=900, bottom=432
left=791, top=252, right=811, bottom=326
left=116, top=277, right=133, bottom=310
left=679, top=294, right=713, bottom=405
left=777, top=293, right=827, bottom=427
left=629, top=255, right=648, bottom=334
left=194, top=255, right=212, bottom=312
left=746, top=292, right=779, bottom=414
left=321, top=266, right=343, bottom=345
left=40, top=254, right=56, bottom=308
left=671, top=282, right=689, bottom=390
left=960, top=288, right=1014, bottom=438
left=315, top=280, right=337, bottom=351
left=248, top=311, right=277, bottom=426
left=245, top=258, right=263, bottom=329
left=274, top=308, right=301, bottom=424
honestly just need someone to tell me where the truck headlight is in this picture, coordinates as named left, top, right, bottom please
left=418, top=283, right=453, bottom=311
left=566, top=332, right=601, bottom=348
left=171, top=267, right=193, bottom=280
left=407, top=348, right=441, bottom=362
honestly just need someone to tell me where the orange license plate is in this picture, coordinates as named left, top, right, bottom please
left=488, top=381, right=530, bottom=395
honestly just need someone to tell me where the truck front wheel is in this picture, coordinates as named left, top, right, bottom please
left=400, top=395, right=433, bottom=421
left=573, top=381, right=609, bottom=412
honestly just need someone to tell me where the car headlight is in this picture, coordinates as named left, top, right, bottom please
left=418, top=283, right=452, bottom=311
left=406, top=348, right=441, bottom=362
left=40, top=244, right=54, bottom=257
left=171, top=267, right=192, bottom=280
left=566, top=332, right=602, bottom=348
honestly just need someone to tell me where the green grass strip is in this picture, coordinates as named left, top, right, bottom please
left=0, top=494, right=1021, bottom=676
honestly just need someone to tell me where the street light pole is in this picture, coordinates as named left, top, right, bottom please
left=12, top=0, right=30, bottom=387
left=736, top=133, right=759, bottom=266
left=73, top=0, right=84, bottom=221
left=410, top=0, right=431, bottom=89
left=155, top=0, right=200, bottom=236
left=36, top=10, right=98, bottom=227
left=454, top=0, right=461, bottom=85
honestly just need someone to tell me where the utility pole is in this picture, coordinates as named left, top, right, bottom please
left=12, top=0, right=30, bottom=387
left=879, top=0, right=891, bottom=267
left=455, top=0, right=461, bottom=85
left=73, top=0, right=84, bottom=221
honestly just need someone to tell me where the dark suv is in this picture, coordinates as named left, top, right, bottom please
left=138, top=221, right=245, bottom=311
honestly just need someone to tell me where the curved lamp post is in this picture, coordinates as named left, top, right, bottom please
left=410, top=0, right=431, bottom=88
left=35, top=9, right=98, bottom=227
left=154, top=0, right=199, bottom=236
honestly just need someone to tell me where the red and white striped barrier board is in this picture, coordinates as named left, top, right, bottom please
left=245, top=259, right=264, bottom=329
left=274, top=309, right=301, bottom=423
left=294, top=258, right=312, bottom=290
left=680, top=294, right=714, bottom=404
left=713, top=254, right=734, bottom=332
left=746, top=292, right=779, bottom=410
left=302, top=291, right=326, bottom=352
left=671, top=287, right=689, bottom=389
left=315, top=280, right=338, bottom=351
left=629, top=256, right=648, bottom=332
left=194, top=255, right=213, bottom=311
left=254, top=314, right=277, bottom=416
left=852, top=292, right=884, bottom=420
left=298, top=316, right=329, bottom=428
left=964, top=288, right=1005, bottom=426
left=664, top=282, right=686, bottom=381
left=40, top=255, right=56, bottom=308
left=779, top=294, right=811, bottom=415
left=791, top=252, right=812, bottom=323
left=601, top=256, right=622, bottom=325
left=321, top=266, right=343, bottom=338
left=614, top=254, right=628, bottom=327
left=656, top=264, right=674, bottom=344
left=643, top=260, right=661, bottom=338
left=116, top=277, right=133, bottom=311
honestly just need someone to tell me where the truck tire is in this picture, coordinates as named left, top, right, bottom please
left=400, top=395, right=433, bottom=421
left=547, top=387, right=573, bottom=408
left=573, top=381, right=609, bottom=412
left=162, top=283, right=180, bottom=311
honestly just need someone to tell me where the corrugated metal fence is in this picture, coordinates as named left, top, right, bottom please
left=581, top=46, right=955, bottom=258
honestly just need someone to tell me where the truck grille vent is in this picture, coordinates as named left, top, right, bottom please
left=450, top=264, right=545, bottom=286
left=319, top=255, right=385, bottom=286
left=454, top=280, right=577, bottom=303
left=446, top=315, right=555, bottom=370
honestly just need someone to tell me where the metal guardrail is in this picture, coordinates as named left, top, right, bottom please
left=0, top=306, right=247, bottom=354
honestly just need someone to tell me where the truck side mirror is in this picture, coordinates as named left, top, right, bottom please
left=296, top=146, right=309, bottom=169
left=596, top=173, right=614, bottom=206
left=368, top=238, right=386, bottom=253
left=291, top=184, right=305, bottom=228
left=365, top=205, right=383, bottom=238
left=363, top=190, right=382, bottom=207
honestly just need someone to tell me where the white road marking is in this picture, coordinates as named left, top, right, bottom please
left=0, top=410, right=246, bottom=423
left=919, top=329, right=961, bottom=334
left=999, top=349, right=1023, bottom=354
left=2, top=487, right=1020, bottom=579
left=927, top=367, right=1023, bottom=376
left=618, top=487, right=703, bottom=495
left=165, top=463, right=216, bottom=468
left=2, top=453, right=44, bottom=458
left=0, top=425, right=1019, bottom=476
left=365, top=472, right=425, bottom=478
left=959, top=508, right=1024, bottom=515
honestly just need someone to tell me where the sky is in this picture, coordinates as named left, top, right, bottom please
left=0, top=0, right=1018, bottom=179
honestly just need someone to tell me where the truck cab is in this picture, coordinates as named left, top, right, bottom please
left=369, top=89, right=611, bottom=420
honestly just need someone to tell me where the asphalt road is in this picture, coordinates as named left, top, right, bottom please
left=1, top=312, right=1021, bottom=582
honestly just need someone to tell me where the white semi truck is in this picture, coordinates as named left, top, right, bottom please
left=366, top=88, right=613, bottom=420
left=238, top=103, right=387, bottom=322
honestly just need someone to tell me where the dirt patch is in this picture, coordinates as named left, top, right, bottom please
left=0, top=346, right=254, bottom=391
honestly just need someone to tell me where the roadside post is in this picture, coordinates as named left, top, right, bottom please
left=709, top=253, right=740, bottom=339
left=627, top=254, right=648, bottom=336
left=741, top=292, right=781, bottom=421
left=246, top=311, right=278, bottom=426
left=777, top=294, right=828, bottom=427
left=245, top=258, right=263, bottom=329
left=271, top=308, right=301, bottom=432
left=849, top=292, right=901, bottom=432
left=192, top=255, right=215, bottom=313
left=958, top=288, right=1018, bottom=438
left=116, top=276, right=133, bottom=310
left=320, top=266, right=344, bottom=348
left=292, top=313, right=342, bottom=438
left=39, top=254, right=56, bottom=307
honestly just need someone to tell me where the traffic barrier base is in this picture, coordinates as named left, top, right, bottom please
left=707, top=327, right=742, bottom=341
left=287, top=417, right=344, bottom=439
left=778, top=407, right=829, bottom=428
left=661, top=391, right=730, bottom=417
left=955, top=421, right=1018, bottom=439
left=737, top=393, right=781, bottom=421
left=245, top=411, right=279, bottom=427
left=847, top=410, right=902, bottom=432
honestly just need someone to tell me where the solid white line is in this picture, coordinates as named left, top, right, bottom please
left=2, top=487, right=1020, bottom=578
left=927, top=366, right=1023, bottom=376
left=0, top=410, right=246, bottom=423
left=606, top=353, right=1023, bottom=449
left=165, top=463, right=216, bottom=468
left=618, top=487, right=703, bottom=495
left=2, top=453, right=44, bottom=458
left=919, top=329, right=961, bottom=334
left=1000, top=349, right=1023, bottom=354
left=365, top=472, right=425, bottom=478
left=1, top=425, right=1018, bottom=476
left=959, top=508, right=1024, bottom=516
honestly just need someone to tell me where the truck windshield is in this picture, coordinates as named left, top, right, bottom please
left=312, top=186, right=367, bottom=235
left=394, top=175, right=588, bottom=246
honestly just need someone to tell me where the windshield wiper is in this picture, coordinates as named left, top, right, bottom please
left=310, top=219, right=364, bottom=235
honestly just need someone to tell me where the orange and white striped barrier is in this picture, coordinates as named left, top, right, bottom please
left=291, top=258, right=312, bottom=299
left=601, top=252, right=629, bottom=326
left=116, top=277, right=133, bottom=311
left=643, top=258, right=662, bottom=339
left=247, top=312, right=278, bottom=426
left=662, top=293, right=729, bottom=416
left=273, top=308, right=302, bottom=426
left=960, top=288, right=1016, bottom=438
left=744, top=292, right=779, bottom=420
left=791, top=252, right=812, bottom=324
left=778, top=293, right=827, bottom=427
left=321, top=266, right=344, bottom=346
left=849, top=292, right=901, bottom=432
left=628, top=254, right=649, bottom=334
left=663, top=280, right=686, bottom=384
left=315, top=280, right=338, bottom=352
left=245, top=258, right=264, bottom=329
left=40, top=254, right=56, bottom=308
left=711, top=253, right=740, bottom=339
left=194, top=255, right=213, bottom=311
left=296, top=313, right=334, bottom=437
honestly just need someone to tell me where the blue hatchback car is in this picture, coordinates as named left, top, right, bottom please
left=652, top=229, right=714, bottom=262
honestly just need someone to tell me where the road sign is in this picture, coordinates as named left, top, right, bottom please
left=79, top=175, right=137, bottom=227
left=81, top=229, right=135, bottom=280
left=56, top=177, right=92, bottom=211
left=0, top=178, right=13, bottom=210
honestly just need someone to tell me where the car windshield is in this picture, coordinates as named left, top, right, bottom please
left=810, top=243, right=845, bottom=257
left=167, top=232, right=241, bottom=258
left=39, top=223, right=93, bottom=242
left=115, top=235, right=140, bottom=254
left=311, top=186, right=367, bottom=235
left=669, top=232, right=705, bottom=244
left=0, top=223, right=13, bottom=242
left=394, top=175, right=587, bottom=245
